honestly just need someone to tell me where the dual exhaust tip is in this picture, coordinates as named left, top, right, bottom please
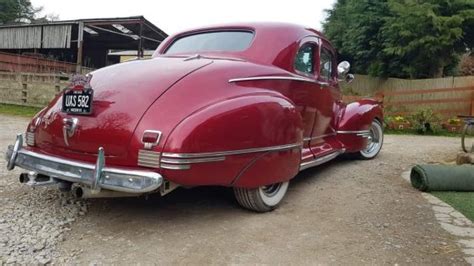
left=19, top=172, right=141, bottom=199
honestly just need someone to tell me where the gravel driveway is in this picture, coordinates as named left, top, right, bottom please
left=0, top=114, right=468, bottom=264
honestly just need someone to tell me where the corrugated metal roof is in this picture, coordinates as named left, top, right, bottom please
left=0, top=16, right=167, bottom=39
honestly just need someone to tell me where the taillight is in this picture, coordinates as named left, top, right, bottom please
left=25, top=117, right=41, bottom=146
left=25, top=132, right=35, bottom=146
left=141, top=130, right=162, bottom=150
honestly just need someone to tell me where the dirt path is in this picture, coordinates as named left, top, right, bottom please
left=0, top=114, right=468, bottom=264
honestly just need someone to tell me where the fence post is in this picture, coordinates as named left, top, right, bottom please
left=471, top=90, right=474, bottom=117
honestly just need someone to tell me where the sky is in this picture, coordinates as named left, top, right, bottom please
left=31, top=0, right=336, bottom=35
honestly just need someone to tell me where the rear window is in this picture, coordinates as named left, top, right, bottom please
left=165, top=31, right=254, bottom=54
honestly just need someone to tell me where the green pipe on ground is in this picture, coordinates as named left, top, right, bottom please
left=411, top=164, right=474, bottom=192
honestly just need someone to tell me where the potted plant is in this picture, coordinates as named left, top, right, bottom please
left=389, top=115, right=411, bottom=130
left=443, top=117, right=463, bottom=133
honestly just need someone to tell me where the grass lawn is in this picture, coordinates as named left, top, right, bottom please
left=432, top=192, right=474, bottom=221
left=0, top=103, right=42, bottom=117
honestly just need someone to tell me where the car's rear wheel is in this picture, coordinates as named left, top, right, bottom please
left=234, top=181, right=289, bottom=212
left=358, top=119, right=383, bottom=159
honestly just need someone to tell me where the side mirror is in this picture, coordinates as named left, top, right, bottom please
left=345, top=73, right=354, bottom=84
left=337, top=61, right=354, bottom=83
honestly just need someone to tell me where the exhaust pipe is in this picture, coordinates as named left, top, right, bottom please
left=72, top=185, right=142, bottom=199
left=19, top=172, right=58, bottom=187
left=19, top=173, right=30, bottom=183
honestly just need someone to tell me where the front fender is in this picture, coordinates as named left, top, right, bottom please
left=161, top=94, right=303, bottom=187
left=337, top=99, right=383, bottom=152
left=338, top=99, right=383, bottom=131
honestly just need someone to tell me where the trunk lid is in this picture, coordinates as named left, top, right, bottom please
left=35, top=57, right=212, bottom=156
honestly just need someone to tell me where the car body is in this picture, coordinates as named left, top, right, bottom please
left=5, top=22, right=383, bottom=212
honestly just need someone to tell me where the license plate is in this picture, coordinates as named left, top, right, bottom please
left=62, top=89, right=93, bottom=115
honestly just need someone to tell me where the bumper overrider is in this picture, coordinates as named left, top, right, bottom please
left=5, top=134, right=163, bottom=194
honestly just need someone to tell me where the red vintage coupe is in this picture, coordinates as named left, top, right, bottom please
left=5, top=23, right=383, bottom=212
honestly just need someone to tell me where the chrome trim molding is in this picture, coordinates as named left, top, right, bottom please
left=160, top=163, right=191, bottom=170
left=299, top=149, right=345, bottom=171
left=337, top=130, right=370, bottom=134
left=5, top=135, right=163, bottom=194
left=137, top=149, right=161, bottom=168
left=161, top=143, right=302, bottom=159
left=160, top=156, right=226, bottom=164
left=229, top=76, right=325, bottom=85
left=62, top=117, right=78, bottom=146
left=303, top=133, right=336, bottom=142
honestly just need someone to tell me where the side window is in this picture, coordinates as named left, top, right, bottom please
left=294, top=44, right=314, bottom=74
left=320, top=48, right=333, bottom=80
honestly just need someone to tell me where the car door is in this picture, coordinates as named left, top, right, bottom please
left=291, top=37, right=335, bottom=162
left=308, top=40, right=343, bottom=156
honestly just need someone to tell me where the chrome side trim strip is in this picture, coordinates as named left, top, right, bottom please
left=299, top=149, right=345, bottom=171
left=160, top=163, right=191, bottom=170
left=160, top=156, right=226, bottom=164
left=337, top=130, right=370, bottom=135
left=161, top=143, right=302, bottom=159
left=229, top=76, right=325, bottom=85
left=303, top=133, right=337, bottom=142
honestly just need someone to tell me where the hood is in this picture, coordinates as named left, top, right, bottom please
left=35, top=57, right=212, bottom=157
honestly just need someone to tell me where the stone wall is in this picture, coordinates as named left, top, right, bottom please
left=0, top=72, right=69, bottom=107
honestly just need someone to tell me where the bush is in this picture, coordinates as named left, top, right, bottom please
left=409, top=108, right=441, bottom=134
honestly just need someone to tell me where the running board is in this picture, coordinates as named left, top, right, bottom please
left=299, top=149, right=345, bottom=171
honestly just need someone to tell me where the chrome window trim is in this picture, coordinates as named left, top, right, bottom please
left=162, top=143, right=302, bottom=159
left=299, top=149, right=345, bottom=171
left=228, top=76, right=329, bottom=86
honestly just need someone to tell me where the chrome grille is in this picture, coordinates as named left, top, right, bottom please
left=137, top=149, right=160, bottom=168
left=25, top=132, right=35, bottom=146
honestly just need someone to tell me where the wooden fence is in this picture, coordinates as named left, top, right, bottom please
left=0, top=52, right=93, bottom=74
left=342, top=75, right=474, bottom=118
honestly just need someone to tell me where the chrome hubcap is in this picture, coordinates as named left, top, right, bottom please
left=361, top=121, right=383, bottom=157
left=261, top=183, right=282, bottom=197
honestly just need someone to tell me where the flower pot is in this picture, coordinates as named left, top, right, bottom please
left=390, top=121, right=411, bottom=130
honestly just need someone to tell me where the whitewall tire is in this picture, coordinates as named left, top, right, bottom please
left=234, top=181, right=289, bottom=212
left=358, top=119, right=384, bottom=159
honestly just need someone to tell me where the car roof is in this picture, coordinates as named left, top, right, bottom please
left=154, top=22, right=331, bottom=70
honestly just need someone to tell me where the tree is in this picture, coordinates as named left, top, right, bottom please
left=383, top=0, right=474, bottom=78
left=0, top=0, right=42, bottom=25
left=323, top=0, right=394, bottom=77
left=323, top=0, right=474, bottom=78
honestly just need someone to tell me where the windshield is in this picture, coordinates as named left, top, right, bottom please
left=165, top=31, right=254, bottom=54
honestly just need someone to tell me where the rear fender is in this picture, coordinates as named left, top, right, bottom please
left=161, top=94, right=303, bottom=187
left=337, top=99, right=383, bottom=152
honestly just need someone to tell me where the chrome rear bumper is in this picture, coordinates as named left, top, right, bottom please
left=5, top=134, right=163, bottom=193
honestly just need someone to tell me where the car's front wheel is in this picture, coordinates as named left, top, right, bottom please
left=358, top=119, right=384, bottom=159
left=234, top=181, right=289, bottom=212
